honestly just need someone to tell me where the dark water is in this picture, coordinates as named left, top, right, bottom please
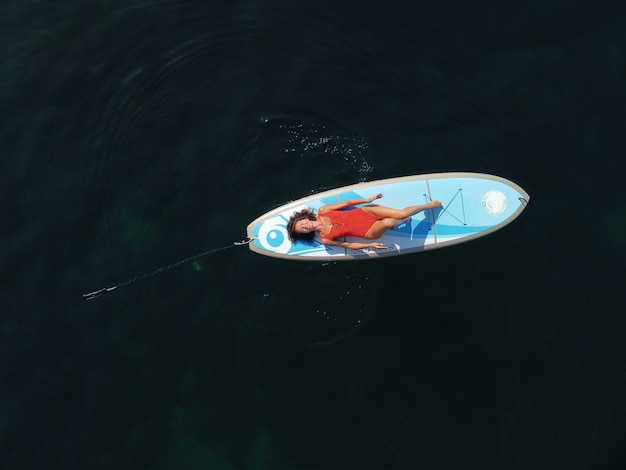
left=2, top=1, right=626, bottom=468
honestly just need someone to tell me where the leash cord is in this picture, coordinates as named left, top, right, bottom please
left=82, top=237, right=254, bottom=300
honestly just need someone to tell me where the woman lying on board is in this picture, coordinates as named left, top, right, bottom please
left=287, top=193, right=441, bottom=250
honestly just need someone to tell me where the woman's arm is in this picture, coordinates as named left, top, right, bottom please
left=318, top=193, right=382, bottom=213
left=321, top=238, right=388, bottom=250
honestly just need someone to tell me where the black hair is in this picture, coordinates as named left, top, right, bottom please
left=287, top=208, right=318, bottom=242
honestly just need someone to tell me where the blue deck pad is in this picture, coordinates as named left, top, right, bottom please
left=428, top=177, right=523, bottom=229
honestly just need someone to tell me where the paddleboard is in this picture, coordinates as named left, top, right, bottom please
left=246, top=172, right=530, bottom=261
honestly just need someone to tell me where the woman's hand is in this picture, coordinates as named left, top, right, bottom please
left=369, top=242, right=388, bottom=250
left=322, top=239, right=389, bottom=250
left=367, top=193, right=383, bottom=203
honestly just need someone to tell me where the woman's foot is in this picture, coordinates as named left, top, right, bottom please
left=428, top=200, right=442, bottom=209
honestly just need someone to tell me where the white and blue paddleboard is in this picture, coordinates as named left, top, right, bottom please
left=247, top=172, right=530, bottom=261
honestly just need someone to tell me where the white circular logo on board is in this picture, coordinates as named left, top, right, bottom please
left=481, top=190, right=507, bottom=216
left=258, top=217, right=292, bottom=254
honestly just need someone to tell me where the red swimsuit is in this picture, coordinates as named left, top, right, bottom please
left=321, top=209, right=378, bottom=239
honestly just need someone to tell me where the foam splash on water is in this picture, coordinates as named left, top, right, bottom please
left=280, top=121, right=374, bottom=179
left=258, top=113, right=375, bottom=182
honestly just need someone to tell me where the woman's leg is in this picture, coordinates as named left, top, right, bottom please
left=361, top=201, right=441, bottom=239
left=361, top=200, right=441, bottom=219
left=363, top=218, right=402, bottom=239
